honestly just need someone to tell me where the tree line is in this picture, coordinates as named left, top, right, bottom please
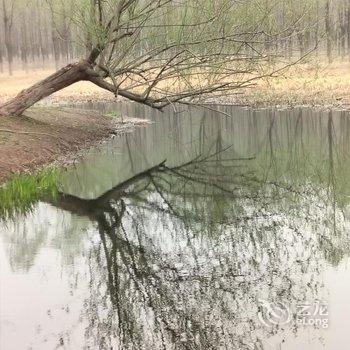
left=0, top=0, right=81, bottom=74
left=0, top=0, right=349, bottom=76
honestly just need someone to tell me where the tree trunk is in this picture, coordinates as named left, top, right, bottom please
left=3, top=6, right=13, bottom=75
left=325, top=0, right=332, bottom=63
left=347, top=6, right=350, bottom=60
left=52, top=29, right=61, bottom=70
left=0, top=60, right=92, bottom=117
left=20, top=20, right=29, bottom=73
left=340, top=9, right=346, bottom=60
left=0, top=42, right=3, bottom=73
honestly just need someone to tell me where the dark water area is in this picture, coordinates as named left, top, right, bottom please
left=1, top=104, right=350, bottom=349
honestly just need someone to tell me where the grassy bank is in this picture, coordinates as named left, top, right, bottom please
left=0, top=168, right=59, bottom=219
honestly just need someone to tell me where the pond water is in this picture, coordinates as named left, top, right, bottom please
left=1, top=104, right=350, bottom=349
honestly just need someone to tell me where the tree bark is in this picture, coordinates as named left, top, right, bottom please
left=0, top=40, right=3, bottom=73
left=325, top=0, right=332, bottom=63
left=0, top=60, right=92, bottom=117
left=2, top=0, right=14, bottom=75
left=20, top=20, right=29, bottom=73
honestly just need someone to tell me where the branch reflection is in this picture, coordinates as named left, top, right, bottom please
left=46, top=149, right=346, bottom=349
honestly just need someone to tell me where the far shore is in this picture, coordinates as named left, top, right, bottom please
left=1, top=61, right=350, bottom=110
left=1, top=61, right=350, bottom=184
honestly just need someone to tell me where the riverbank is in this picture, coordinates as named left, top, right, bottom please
left=0, top=107, right=149, bottom=184
left=0, top=61, right=349, bottom=183
left=1, top=62, right=350, bottom=109
left=236, top=61, right=350, bottom=109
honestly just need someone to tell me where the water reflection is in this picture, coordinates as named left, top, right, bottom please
left=1, top=106, right=350, bottom=349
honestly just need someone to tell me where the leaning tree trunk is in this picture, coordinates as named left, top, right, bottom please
left=0, top=60, right=92, bottom=117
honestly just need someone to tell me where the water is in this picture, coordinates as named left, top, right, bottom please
left=1, top=104, right=350, bottom=349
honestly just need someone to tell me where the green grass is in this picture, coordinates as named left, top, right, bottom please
left=104, top=111, right=121, bottom=118
left=0, top=168, right=59, bottom=219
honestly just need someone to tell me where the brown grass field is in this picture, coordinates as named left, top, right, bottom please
left=0, top=69, right=113, bottom=105
left=236, top=61, right=350, bottom=109
left=1, top=61, right=350, bottom=109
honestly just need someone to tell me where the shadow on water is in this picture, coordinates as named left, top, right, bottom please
left=1, top=105, right=350, bottom=349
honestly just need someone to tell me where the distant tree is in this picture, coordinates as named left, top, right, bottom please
left=0, top=27, right=4, bottom=73
left=2, top=0, right=15, bottom=75
left=325, top=0, right=332, bottom=62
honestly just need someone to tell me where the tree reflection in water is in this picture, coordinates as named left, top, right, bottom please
left=3, top=107, right=350, bottom=349
left=43, top=147, right=346, bottom=349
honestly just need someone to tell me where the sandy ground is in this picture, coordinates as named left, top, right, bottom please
left=0, top=69, right=113, bottom=105
left=1, top=62, right=350, bottom=108
left=235, top=61, right=350, bottom=109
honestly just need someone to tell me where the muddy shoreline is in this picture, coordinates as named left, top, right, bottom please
left=0, top=106, right=149, bottom=184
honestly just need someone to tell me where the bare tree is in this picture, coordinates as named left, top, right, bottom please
left=2, top=0, right=15, bottom=75
left=0, top=28, right=4, bottom=73
left=0, top=0, right=306, bottom=117
left=3, top=0, right=350, bottom=82
left=325, top=0, right=332, bottom=62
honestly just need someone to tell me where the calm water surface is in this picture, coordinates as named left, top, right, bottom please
left=1, top=104, right=350, bottom=349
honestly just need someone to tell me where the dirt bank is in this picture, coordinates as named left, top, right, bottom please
left=0, top=107, right=148, bottom=183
